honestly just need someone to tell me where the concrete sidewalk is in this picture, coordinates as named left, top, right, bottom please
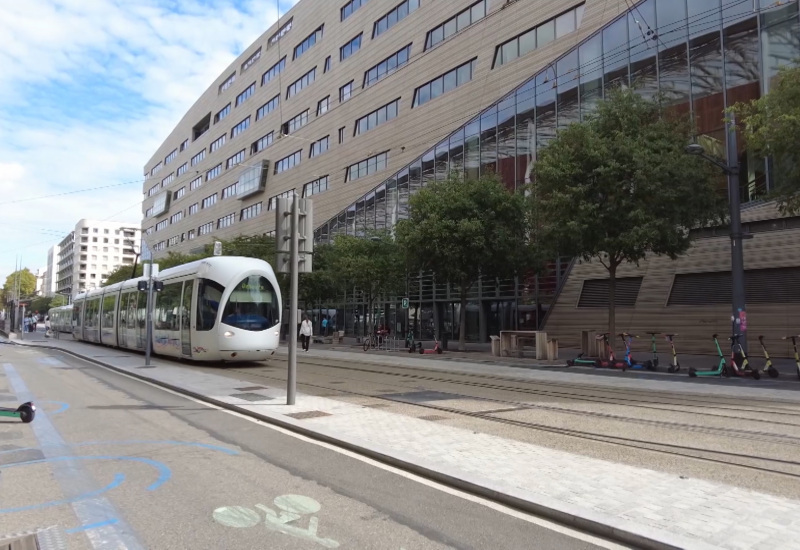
left=5, top=333, right=800, bottom=549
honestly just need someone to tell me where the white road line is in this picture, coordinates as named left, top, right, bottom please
left=80, top=357, right=630, bottom=550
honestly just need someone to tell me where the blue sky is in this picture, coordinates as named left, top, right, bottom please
left=0, top=0, right=299, bottom=289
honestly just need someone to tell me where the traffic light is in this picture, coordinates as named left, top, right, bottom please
left=275, top=196, right=314, bottom=273
left=298, top=198, right=314, bottom=273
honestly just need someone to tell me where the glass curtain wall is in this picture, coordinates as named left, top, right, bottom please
left=312, top=0, right=800, bottom=341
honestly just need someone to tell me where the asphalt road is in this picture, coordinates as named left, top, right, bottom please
left=0, top=343, right=618, bottom=550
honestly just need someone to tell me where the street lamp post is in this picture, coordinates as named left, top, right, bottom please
left=686, top=114, right=750, bottom=352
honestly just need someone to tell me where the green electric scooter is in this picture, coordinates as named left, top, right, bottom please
left=0, top=402, right=36, bottom=423
left=756, top=336, right=780, bottom=378
left=642, top=332, right=660, bottom=370
left=783, top=335, right=800, bottom=380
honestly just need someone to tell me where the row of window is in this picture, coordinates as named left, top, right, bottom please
left=210, top=134, right=226, bottom=153
left=242, top=47, right=262, bottom=72
left=493, top=3, right=585, bottom=68
left=236, top=82, right=255, bottom=106
left=294, top=25, right=324, bottom=60
left=364, top=44, right=410, bottom=87
left=346, top=151, right=388, bottom=182
left=425, top=0, right=487, bottom=51
left=341, top=0, right=369, bottom=21
left=215, top=103, right=231, bottom=124
left=256, top=95, right=279, bottom=120
left=165, top=148, right=178, bottom=164
left=374, top=0, right=419, bottom=39
left=355, top=98, right=399, bottom=135
left=413, top=58, right=476, bottom=107
left=226, top=149, right=245, bottom=169
left=303, top=175, right=329, bottom=197
left=274, top=150, right=302, bottom=174
left=262, top=57, right=286, bottom=85
left=309, top=136, right=330, bottom=158
left=340, top=33, right=362, bottom=61
left=268, top=189, right=295, bottom=211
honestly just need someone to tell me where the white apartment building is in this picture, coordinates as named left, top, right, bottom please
left=42, top=245, right=60, bottom=297
left=56, top=220, right=141, bottom=296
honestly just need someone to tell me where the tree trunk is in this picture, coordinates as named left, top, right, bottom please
left=607, top=262, right=617, bottom=353
left=459, top=287, right=468, bottom=351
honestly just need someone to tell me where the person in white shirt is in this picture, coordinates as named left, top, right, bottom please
left=299, top=315, right=313, bottom=352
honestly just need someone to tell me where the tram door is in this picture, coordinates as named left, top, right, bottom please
left=181, top=281, right=192, bottom=356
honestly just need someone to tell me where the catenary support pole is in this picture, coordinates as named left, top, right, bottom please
left=145, top=262, right=154, bottom=366
left=726, top=113, right=747, bottom=353
left=287, top=195, right=299, bottom=405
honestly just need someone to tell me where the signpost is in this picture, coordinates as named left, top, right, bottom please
left=401, top=298, right=409, bottom=309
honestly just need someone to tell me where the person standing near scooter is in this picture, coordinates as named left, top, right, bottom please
left=299, top=315, right=313, bottom=352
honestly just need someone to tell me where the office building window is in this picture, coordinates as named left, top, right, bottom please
left=189, top=176, right=202, bottom=191
left=341, top=0, right=370, bottom=21
left=176, top=162, right=188, bottom=176
left=309, top=136, right=330, bottom=158
left=294, top=25, right=323, bottom=60
left=269, top=18, right=293, bottom=45
left=373, top=0, right=419, bottom=38
left=198, top=222, right=213, bottom=236
left=317, top=96, right=330, bottom=116
left=262, top=57, right=286, bottom=85
left=256, top=95, right=280, bottom=120
left=179, top=139, right=188, bottom=152
left=161, top=172, right=175, bottom=187
left=206, top=164, right=222, bottom=181
left=191, top=150, right=205, bottom=166
left=287, top=67, right=316, bottom=99
left=187, top=229, right=196, bottom=239
left=251, top=132, right=274, bottom=154
left=346, top=151, right=388, bottom=181
left=324, top=56, right=331, bottom=73
left=148, top=183, right=160, bottom=197
left=268, top=189, right=295, bottom=210
left=214, top=104, right=231, bottom=124
left=274, top=150, right=302, bottom=174
left=210, top=134, right=226, bottom=153
left=340, top=34, right=362, bottom=61
left=155, top=219, right=169, bottom=231
left=241, top=47, right=262, bottom=72
left=189, top=203, right=199, bottom=215
left=170, top=211, right=183, bottom=224
left=226, top=149, right=245, bottom=169
left=363, top=44, right=411, bottom=87
left=426, top=0, right=487, bottom=50
left=339, top=81, right=353, bottom=102
left=492, top=3, right=584, bottom=68
left=413, top=58, right=476, bottom=107
left=338, top=126, right=346, bottom=144
left=165, top=149, right=178, bottom=164
left=281, top=110, right=309, bottom=135
left=235, top=82, right=256, bottom=106
left=174, top=186, right=186, bottom=200
left=240, top=202, right=263, bottom=221
left=219, top=72, right=236, bottom=94
left=150, top=162, right=162, bottom=176
left=355, top=98, right=399, bottom=135
left=231, top=116, right=251, bottom=138
left=168, top=235, right=180, bottom=247
left=201, top=193, right=218, bottom=209
left=302, top=175, right=329, bottom=197
left=217, top=213, right=235, bottom=229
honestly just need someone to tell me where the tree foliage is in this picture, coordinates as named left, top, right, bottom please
left=3, top=269, right=37, bottom=300
left=731, top=64, right=800, bottom=213
left=396, top=173, right=531, bottom=350
left=530, top=89, right=725, bottom=340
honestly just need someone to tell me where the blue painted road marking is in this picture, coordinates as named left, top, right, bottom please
left=38, top=400, right=70, bottom=414
left=0, top=474, right=125, bottom=514
left=65, top=519, right=120, bottom=534
left=3, top=362, right=145, bottom=550
left=0, top=439, right=238, bottom=457
left=1, top=455, right=171, bottom=491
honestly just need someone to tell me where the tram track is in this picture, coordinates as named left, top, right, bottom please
left=223, top=358, right=800, bottom=479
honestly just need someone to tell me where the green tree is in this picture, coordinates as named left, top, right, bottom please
left=3, top=269, right=37, bottom=299
left=396, top=173, right=531, bottom=350
left=30, top=295, right=54, bottom=314
left=326, top=231, right=404, bottom=335
left=530, top=89, right=725, bottom=341
left=103, top=263, right=144, bottom=286
left=731, top=64, right=800, bottom=213
left=298, top=243, right=339, bottom=309
left=50, top=295, right=68, bottom=307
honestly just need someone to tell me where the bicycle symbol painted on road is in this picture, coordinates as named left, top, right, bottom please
left=213, top=494, right=340, bottom=548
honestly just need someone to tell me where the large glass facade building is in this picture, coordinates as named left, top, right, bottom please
left=142, top=0, right=800, bottom=351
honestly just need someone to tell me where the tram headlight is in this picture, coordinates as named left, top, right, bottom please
left=223, top=331, right=235, bottom=338
left=274, top=331, right=279, bottom=336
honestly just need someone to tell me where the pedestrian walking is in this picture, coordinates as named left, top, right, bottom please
left=299, top=315, right=313, bottom=352
left=321, top=316, right=328, bottom=337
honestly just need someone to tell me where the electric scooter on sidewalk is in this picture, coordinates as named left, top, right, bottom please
left=594, top=333, right=627, bottom=370
left=0, top=402, right=36, bottom=423
left=783, top=335, right=800, bottom=380
left=664, top=334, right=681, bottom=373
left=619, top=333, right=658, bottom=370
left=688, top=334, right=760, bottom=379
left=642, top=332, right=660, bottom=370
left=756, top=336, right=780, bottom=378
left=415, top=335, right=443, bottom=354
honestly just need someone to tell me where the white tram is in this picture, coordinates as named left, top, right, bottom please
left=67, top=256, right=281, bottom=362
left=48, top=305, right=74, bottom=333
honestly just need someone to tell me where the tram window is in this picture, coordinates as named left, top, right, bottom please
left=102, top=295, right=116, bottom=329
left=73, top=303, right=82, bottom=327
left=197, top=279, right=224, bottom=331
left=221, top=275, right=280, bottom=331
left=155, top=283, right=182, bottom=330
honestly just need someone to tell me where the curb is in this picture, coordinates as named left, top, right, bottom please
left=20, top=340, right=714, bottom=550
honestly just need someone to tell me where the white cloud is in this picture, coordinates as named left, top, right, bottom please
left=0, top=0, right=299, bottom=285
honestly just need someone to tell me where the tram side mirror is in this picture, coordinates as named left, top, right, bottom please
left=137, top=281, right=148, bottom=292
left=153, top=281, right=164, bottom=292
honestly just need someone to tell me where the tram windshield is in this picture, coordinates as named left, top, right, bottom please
left=221, top=275, right=280, bottom=331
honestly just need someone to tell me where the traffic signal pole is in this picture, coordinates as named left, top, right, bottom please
left=145, top=261, right=155, bottom=367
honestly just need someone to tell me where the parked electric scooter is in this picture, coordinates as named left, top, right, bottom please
left=415, top=335, right=443, bottom=354
left=642, top=332, right=660, bottom=370
left=689, top=334, right=760, bottom=379
left=756, top=336, right=780, bottom=378
left=594, top=333, right=627, bottom=370
left=664, top=333, right=681, bottom=373
left=783, top=334, right=800, bottom=380
left=0, top=402, right=35, bottom=423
